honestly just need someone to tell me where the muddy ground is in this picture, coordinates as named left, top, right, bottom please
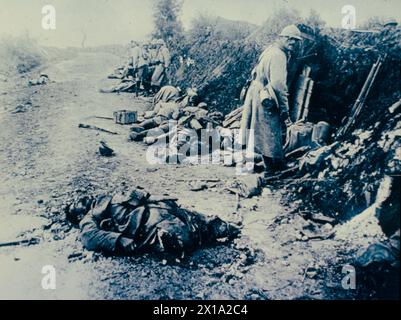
left=0, top=51, right=363, bottom=300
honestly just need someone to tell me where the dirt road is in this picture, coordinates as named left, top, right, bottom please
left=0, top=51, right=354, bottom=299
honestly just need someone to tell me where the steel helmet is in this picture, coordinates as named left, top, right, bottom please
left=384, top=18, right=398, bottom=27
left=156, top=39, right=166, bottom=46
left=279, top=25, right=302, bottom=40
left=198, top=102, right=208, bottom=109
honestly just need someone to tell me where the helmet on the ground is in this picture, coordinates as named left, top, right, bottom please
left=279, top=25, right=302, bottom=40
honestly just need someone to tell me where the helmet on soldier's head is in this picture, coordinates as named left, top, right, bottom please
left=279, top=25, right=302, bottom=40
left=156, top=39, right=166, bottom=46
left=384, top=18, right=398, bottom=27
left=198, top=102, right=208, bottom=109
left=187, top=87, right=198, bottom=96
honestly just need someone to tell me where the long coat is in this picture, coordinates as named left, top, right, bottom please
left=151, top=46, right=171, bottom=87
left=153, top=85, right=180, bottom=105
left=239, top=44, right=291, bottom=160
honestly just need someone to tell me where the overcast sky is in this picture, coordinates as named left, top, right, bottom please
left=0, top=0, right=400, bottom=47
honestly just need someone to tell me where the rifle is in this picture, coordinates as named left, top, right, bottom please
left=0, top=237, right=40, bottom=248
left=135, top=78, right=139, bottom=97
left=337, top=54, right=386, bottom=138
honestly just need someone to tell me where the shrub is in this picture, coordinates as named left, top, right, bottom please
left=0, top=34, right=48, bottom=75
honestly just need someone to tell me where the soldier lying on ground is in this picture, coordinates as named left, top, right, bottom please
left=101, top=41, right=152, bottom=95
left=153, top=86, right=198, bottom=106
left=153, top=85, right=182, bottom=105
left=66, top=187, right=240, bottom=256
left=129, top=101, right=184, bottom=141
left=129, top=89, right=200, bottom=141
left=108, top=67, right=125, bottom=79
left=100, top=76, right=137, bottom=93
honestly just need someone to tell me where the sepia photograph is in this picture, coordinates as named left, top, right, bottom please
left=0, top=0, right=400, bottom=305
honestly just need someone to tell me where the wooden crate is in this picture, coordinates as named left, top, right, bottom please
left=113, top=110, right=137, bottom=124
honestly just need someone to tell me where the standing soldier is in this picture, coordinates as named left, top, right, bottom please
left=148, top=39, right=158, bottom=73
left=239, top=25, right=303, bottom=174
left=151, top=39, right=171, bottom=93
left=123, top=41, right=140, bottom=79
left=135, top=42, right=151, bottom=94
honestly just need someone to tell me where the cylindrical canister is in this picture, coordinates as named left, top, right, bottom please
left=312, top=121, right=330, bottom=144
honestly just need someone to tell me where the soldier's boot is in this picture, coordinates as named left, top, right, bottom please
left=263, top=156, right=276, bottom=176
left=129, top=131, right=145, bottom=141
left=130, top=124, right=145, bottom=133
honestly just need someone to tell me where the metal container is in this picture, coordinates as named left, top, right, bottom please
left=113, top=110, right=137, bottom=125
left=312, top=121, right=330, bottom=144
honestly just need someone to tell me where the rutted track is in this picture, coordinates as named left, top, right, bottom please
left=0, top=51, right=354, bottom=299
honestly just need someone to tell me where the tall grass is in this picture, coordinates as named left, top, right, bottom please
left=0, top=34, right=48, bottom=75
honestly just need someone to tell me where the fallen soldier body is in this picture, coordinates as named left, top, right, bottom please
left=129, top=101, right=183, bottom=141
left=143, top=103, right=226, bottom=164
left=100, top=76, right=137, bottom=93
left=129, top=89, right=200, bottom=141
left=66, top=187, right=240, bottom=256
left=153, top=85, right=182, bottom=105
left=108, top=67, right=125, bottom=79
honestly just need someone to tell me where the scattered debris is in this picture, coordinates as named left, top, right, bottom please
left=189, top=181, right=208, bottom=191
left=99, top=140, right=114, bottom=157
left=28, top=74, right=49, bottom=86
left=78, top=123, right=118, bottom=135
left=304, top=266, right=318, bottom=279
left=225, top=175, right=263, bottom=198
left=301, top=212, right=335, bottom=224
